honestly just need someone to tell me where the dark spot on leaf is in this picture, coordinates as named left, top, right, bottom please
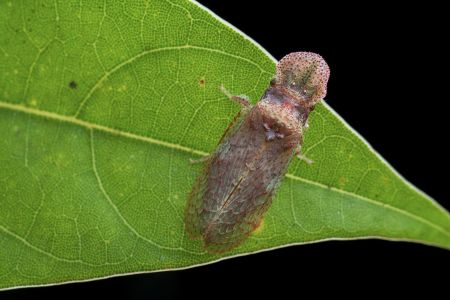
left=69, top=81, right=77, bottom=89
left=198, top=77, right=205, bottom=88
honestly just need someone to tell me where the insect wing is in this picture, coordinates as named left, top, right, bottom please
left=201, top=107, right=297, bottom=252
left=204, top=146, right=296, bottom=252
left=184, top=110, right=248, bottom=240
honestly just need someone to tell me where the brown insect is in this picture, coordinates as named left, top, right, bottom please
left=185, top=52, right=330, bottom=253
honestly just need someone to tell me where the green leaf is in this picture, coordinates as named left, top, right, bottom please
left=0, top=0, right=449, bottom=290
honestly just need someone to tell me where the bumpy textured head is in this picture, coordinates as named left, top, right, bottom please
left=276, top=52, right=330, bottom=107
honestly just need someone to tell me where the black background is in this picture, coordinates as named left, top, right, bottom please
left=3, top=0, right=449, bottom=298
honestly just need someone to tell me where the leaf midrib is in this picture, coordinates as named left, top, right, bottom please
left=1, top=100, right=449, bottom=241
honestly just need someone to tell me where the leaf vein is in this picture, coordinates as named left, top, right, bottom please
left=89, top=129, right=204, bottom=255
left=73, top=44, right=272, bottom=117
left=0, top=101, right=208, bottom=156
left=1, top=101, right=448, bottom=244
left=285, top=174, right=450, bottom=238
left=0, top=224, right=96, bottom=266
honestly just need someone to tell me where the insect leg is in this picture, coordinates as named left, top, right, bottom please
left=295, top=146, right=313, bottom=164
left=220, top=84, right=252, bottom=107
left=189, top=155, right=211, bottom=164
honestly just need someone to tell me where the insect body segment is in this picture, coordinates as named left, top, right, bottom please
left=185, top=52, right=330, bottom=253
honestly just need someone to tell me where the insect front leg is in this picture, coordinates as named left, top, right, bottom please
left=220, top=85, right=252, bottom=108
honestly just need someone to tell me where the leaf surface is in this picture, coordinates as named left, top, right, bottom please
left=1, top=0, right=449, bottom=290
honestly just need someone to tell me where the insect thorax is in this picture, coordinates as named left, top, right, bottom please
left=258, top=85, right=309, bottom=136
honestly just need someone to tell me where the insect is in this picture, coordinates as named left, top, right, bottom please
left=185, top=52, right=330, bottom=253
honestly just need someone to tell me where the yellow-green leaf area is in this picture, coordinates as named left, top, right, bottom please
left=0, top=0, right=449, bottom=290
